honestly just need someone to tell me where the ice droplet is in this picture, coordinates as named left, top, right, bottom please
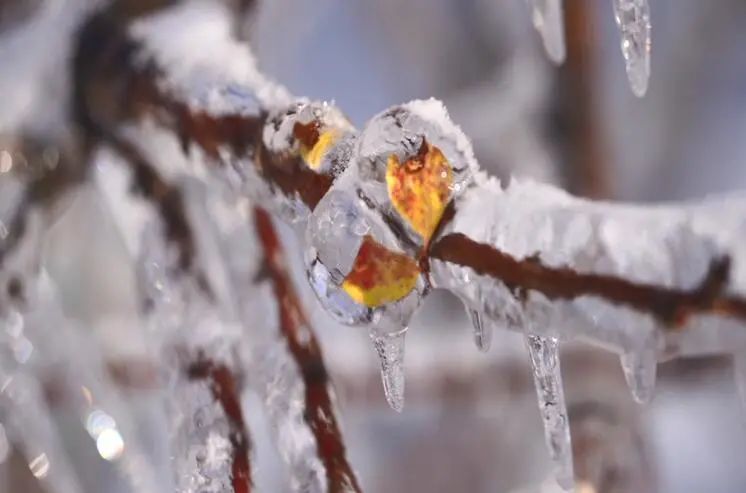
left=370, top=328, right=406, bottom=412
left=613, top=0, right=651, bottom=97
left=528, top=0, right=566, bottom=64
left=525, top=335, right=574, bottom=491
left=467, top=308, right=493, bottom=352
left=620, top=348, right=657, bottom=404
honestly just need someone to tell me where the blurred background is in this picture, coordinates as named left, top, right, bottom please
left=3, top=0, right=746, bottom=492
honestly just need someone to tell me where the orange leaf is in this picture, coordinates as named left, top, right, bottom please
left=386, top=140, right=453, bottom=242
left=342, top=236, right=420, bottom=307
left=299, top=129, right=341, bottom=170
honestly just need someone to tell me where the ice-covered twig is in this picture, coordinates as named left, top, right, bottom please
left=430, top=177, right=746, bottom=355
left=252, top=207, right=363, bottom=492
left=185, top=358, right=253, bottom=493
left=94, top=89, right=361, bottom=492
left=71, top=2, right=746, bottom=487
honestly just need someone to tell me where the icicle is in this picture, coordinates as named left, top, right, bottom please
left=733, top=354, right=746, bottom=414
left=620, top=348, right=657, bottom=404
left=467, top=308, right=493, bottom=352
left=525, top=335, right=574, bottom=491
left=528, top=0, right=566, bottom=64
left=613, top=0, right=651, bottom=97
left=370, top=327, right=407, bottom=412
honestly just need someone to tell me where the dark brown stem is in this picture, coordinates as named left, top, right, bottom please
left=429, top=232, right=746, bottom=327
left=253, top=206, right=363, bottom=493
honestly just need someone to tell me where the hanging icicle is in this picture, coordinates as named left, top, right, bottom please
left=527, top=0, right=566, bottom=64
left=525, top=334, right=574, bottom=491
left=370, top=327, right=407, bottom=412
left=466, top=307, right=493, bottom=352
left=613, top=0, right=652, bottom=97
left=620, top=347, right=657, bottom=404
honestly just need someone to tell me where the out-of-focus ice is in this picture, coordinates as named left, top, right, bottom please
left=526, top=0, right=566, bottom=64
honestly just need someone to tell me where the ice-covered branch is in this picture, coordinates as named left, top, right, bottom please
left=85, top=2, right=746, bottom=350
left=64, top=1, right=746, bottom=490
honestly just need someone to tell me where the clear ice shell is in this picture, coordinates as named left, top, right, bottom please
left=613, top=0, right=651, bottom=97
left=620, top=347, right=657, bottom=404
left=355, top=99, right=479, bottom=249
left=304, top=160, right=426, bottom=330
left=525, top=335, right=574, bottom=491
left=370, top=327, right=407, bottom=412
left=528, top=0, right=566, bottom=64
left=307, top=257, right=374, bottom=326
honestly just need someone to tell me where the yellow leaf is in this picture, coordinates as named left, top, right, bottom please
left=299, top=129, right=341, bottom=170
left=342, top=236, right=420, bottom=307
left=386, top=140, right=453, bottom=242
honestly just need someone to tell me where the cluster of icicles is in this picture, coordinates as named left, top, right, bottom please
left=529, top=0, right=652, bottom=97
left=283, top=98, right=657, bottom=493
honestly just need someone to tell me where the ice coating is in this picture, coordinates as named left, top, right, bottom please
left=305, top=98, right=481, bottom=408
left=613, top=0, right=651, bottom=97
left=527, top=0, right=566, bottom=64
left=356, top=98, right=478, bottom=249
left=431, top=176, right=746, bottom=356
left=525, top=335, right=574, bottom=491
left=263, top=100, right=355, bottom=175
left=620, top=347, right=657, bottom=404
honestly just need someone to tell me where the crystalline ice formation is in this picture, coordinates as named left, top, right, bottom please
left=620, top=347, right=657, bottom=404
left=356, top=98, right=479, bottom=249
left=613, top=0, right=651, bottom=97
left=369, top=327, right=407, bottom=412
left=305, top=99, right=479, bottom=410
left=464, top=303, right=495, bottom=352
left=263, top=100, right=355, bottom=176
left=525, top=335, right=574, bottom=491
left=527, top=0, right=566, bottom=64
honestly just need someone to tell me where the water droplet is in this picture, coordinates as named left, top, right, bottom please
left=620, top=348, right=656, bottom=404
left=370, top=327, right=407, bottom=412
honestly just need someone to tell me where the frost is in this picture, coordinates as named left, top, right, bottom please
left=613, top=0, right=651, bottom=97
left=527, top=0, right=566, bottom=64
left=525, top=335, right=574, bottom=491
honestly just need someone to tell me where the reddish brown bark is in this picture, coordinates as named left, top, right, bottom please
left=187, top=359, right=253, bottom=493
left=429, top=232, right=746, bottom=327
left=253, top=206, right=363, bottom=493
